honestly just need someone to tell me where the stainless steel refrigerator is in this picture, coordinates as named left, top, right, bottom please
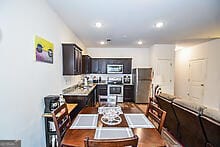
left=132, top=68, right=152, bottom=103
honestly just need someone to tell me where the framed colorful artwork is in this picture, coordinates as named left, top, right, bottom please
left=35, top=36, right=54, bottom=64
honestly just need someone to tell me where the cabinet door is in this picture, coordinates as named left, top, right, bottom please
left=62, top=45, right=74, bottom=75
left=78, top=50, right=82, bottom=74
left=91, top=58, right=99, bottom=73
left=62, top=44, right=82, bottom=75
left=98, top=59, right=107, bottom=74
left=87, top=57, right=91, bottom=73
left=74, top=48, right=78, bottom=74
left=82, top=55, right=91, bottom=74
left=86, top=90, right=95, bottom=107
left=123, top=59, right=132, bottom=74
left=123, top=85, right=134, bottom=102
left=97, top=85, right=107, bottom=96
left=73, top=47, right=82, bottom=75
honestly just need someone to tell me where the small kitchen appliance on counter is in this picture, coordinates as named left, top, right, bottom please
left=44, top=95, right=60, bottom=113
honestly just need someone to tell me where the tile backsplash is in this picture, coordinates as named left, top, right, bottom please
left=63, top=75, right=83, bottom=89
left=85, top=74, right=132, bottom=83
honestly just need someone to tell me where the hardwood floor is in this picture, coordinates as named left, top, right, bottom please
left=135, top=103, right=147, bottom=113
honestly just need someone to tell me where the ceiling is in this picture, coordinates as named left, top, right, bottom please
left=47, top=0, right=220, bottom=48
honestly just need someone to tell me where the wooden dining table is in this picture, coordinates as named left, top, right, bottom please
left=62, top=106, right=166, bottom=147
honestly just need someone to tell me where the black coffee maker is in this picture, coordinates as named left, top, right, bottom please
left=44, top=95, right=60, bottom=113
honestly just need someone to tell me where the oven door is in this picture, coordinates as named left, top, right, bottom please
left=108, top=85, right=124, bottom=103
left=107, top=65, right=123, bottom=74
left=108, top=85, right=123, bottom=96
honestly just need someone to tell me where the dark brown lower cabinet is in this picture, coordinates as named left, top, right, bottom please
left=64, top=88, right=95, bottom=119
left=123, top=85, right=134, bottom=102
left=96, top=84, right=107, bottom=101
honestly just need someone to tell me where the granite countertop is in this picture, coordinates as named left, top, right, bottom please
left=63, top=84, right=96, bottom=96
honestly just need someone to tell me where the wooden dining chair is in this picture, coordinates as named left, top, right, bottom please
left=148, top=96, right=158, bottom=107
left=145, top=102, right=166, bottom=133
left=52, top=103, right=71, bottom=147
left=84, top=135, right=139, bottom=147
left=98, top=95, right=117, bottom=107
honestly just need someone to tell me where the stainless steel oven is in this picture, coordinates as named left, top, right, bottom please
left=107, top=64, right=123, bottom=74
left=107, top=84, right=123, bottom=102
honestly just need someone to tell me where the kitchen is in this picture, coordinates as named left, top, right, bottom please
left=61, top=49, right=152, bottom=107
left=1, top=0, right=220, bottom=147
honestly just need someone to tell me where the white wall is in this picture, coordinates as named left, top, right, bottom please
left=175, top=39, right=220, bottom=110
left=0, top=0, right=85, bottom=146
left=150, top=44, right=175, bottom=94
left=87, top=48, right=151, bottom=68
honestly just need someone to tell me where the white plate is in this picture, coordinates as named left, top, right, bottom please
left=101, top=115, right=122, bottom=126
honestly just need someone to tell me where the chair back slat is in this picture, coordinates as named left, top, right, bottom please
left=56, top=110, right=68, bottom=122
left=148, top=111, right=161, bottom=123
left=59, top=118, right=70, bottom=135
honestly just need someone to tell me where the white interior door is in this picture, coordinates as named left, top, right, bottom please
left=188, top=59, right=207, bottom=102
left=156, top=59, right=173, bottom=94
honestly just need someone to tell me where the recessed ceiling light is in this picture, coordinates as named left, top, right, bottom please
left=100, top=41, right=105, bottom=45
left=95, top=22, right=102, bottom=28
left=155, top=22, right=164, bottom=28
left=138, top=40, right=143, bottom=45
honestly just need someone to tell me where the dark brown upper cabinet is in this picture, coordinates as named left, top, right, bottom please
left=91, top=58, right=99, bottom=74
left=82, top=55, right=91, bottom=74
left=121, top=58, right=132, bottom=74
left=91, top=58, right=107, bottom=74
left=91, top=58, right=132, bottom=74
left=62, top=44, right=82, bottom=75
left=98, top=58, right=107, bottom=74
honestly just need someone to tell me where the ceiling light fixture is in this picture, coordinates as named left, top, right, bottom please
left=95, top=22, right=102, bottom=28
left=138, top=40, right=143, bottom=45
left=155, top=22, right=164, bottom=28
left=100, top=41, right=105, bottom=45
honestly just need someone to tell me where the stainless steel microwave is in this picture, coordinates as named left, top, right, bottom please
left=107, top=64, right=123, bottom=74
